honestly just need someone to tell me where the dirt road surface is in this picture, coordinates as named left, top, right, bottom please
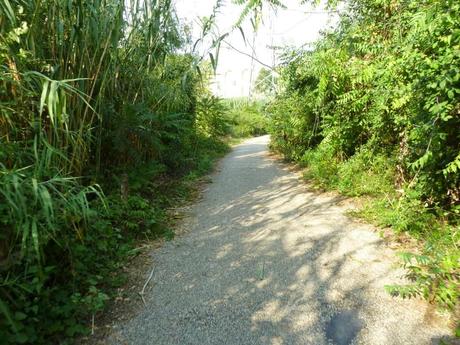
left=107, top=135, right=450, bottom=345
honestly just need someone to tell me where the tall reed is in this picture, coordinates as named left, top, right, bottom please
left=0, top=0, right=204, bottom=342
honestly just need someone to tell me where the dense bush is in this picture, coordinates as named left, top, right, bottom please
left=268, top=0, right=459, bottom=313
left=0, top=0, right=230, bottom=343
left=196, top=95, right=232, bottom=138
left=224, top=98, right=269, bottom=137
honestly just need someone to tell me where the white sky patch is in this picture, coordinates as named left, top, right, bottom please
left=174, top=0, right=338, bottom=98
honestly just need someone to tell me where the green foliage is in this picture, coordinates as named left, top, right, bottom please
left=356, top=191, right=441, bottom=235
left=300, top=142, right=339, bottom=188
left=224, top=98, right=269, bottom=137
left=0, top=0, right=231, bottom=343
left=301, top=144, right=395, bottom=196
left=196, top=95, right=232, bottom=138
left=268, top=0, right=460, bottom=313
left=336, top=148, right=395, bottom=197
left=386, top=239, right=460, bottom=311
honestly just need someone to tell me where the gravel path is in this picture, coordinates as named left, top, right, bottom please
left=107, top=135, right=450, bottom=345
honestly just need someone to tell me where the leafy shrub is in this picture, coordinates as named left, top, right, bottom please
left=386, top=239, right=460, bottom=312
left=224, top=98, right=269, bottom=138
left=336, top=148, right=395, bottom=197
left=300, top=142, right=339, bottom=189
left=357, top=190, right=441, bottom=235
left=269, top=90, right=322, bottom=160
left=196, top=95, right=232, bottom=138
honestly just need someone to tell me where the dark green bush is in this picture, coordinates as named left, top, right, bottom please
left=196, top=95, right=232, bottom=138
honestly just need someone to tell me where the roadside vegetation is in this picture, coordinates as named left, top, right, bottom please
left=0, top=0, right=241, bottom=343
left=2, top=0, right=458, bottom=342
left=266, top=0, right=459, bottom=325
left=223, top=98, right=269, bottom=138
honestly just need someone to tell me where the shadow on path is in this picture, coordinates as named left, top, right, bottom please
left=107, top=135, right=451, bottom=345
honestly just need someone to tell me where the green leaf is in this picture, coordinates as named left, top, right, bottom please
left=0, top=299, right=17, bottom=332
left=209, top=52, right=216, bottom=72
left=14, top=312, right=27, bottom=321
left=39, top=80, right=49, bottom=115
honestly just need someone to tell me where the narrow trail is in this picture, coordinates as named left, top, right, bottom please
left=108, top=136, right=450, bottom=345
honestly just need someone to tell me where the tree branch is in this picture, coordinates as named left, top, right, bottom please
left=222, top=40, right=275, bottom=71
